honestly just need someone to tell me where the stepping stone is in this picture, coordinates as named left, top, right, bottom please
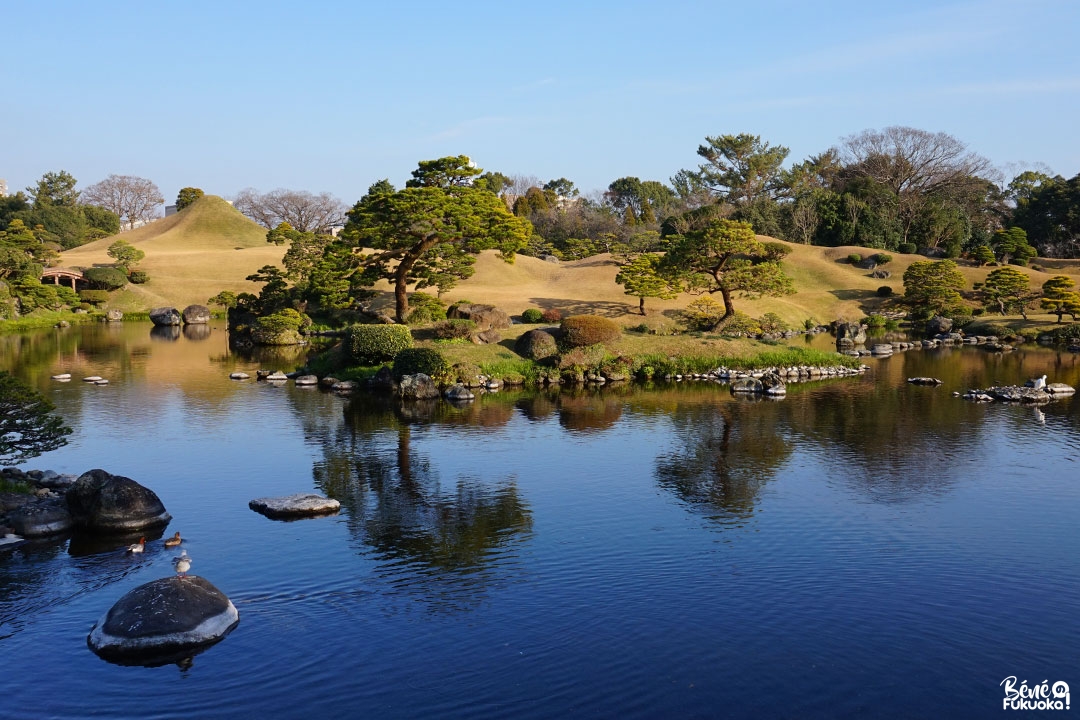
left=249, top=493, right=340, bottom=519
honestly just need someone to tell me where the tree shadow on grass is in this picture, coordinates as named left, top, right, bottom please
left=528, top=297, right=635, bottom=318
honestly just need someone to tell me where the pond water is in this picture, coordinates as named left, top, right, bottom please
left=1, top=323, right=1079, bottom=719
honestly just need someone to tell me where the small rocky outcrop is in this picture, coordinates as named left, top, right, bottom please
left=962, top=386, right=1051, bottom=404
left=907, top=377, right=943, bottom=385
left=835, top=322, right=866, bottom=348
left=1046, top=383, right=1076, bottom=395
left=398, top=373, right=440, bottom=400
left=181, top=305, right=211, bottom=325
left=66, top=469, right=171, bottom=533
left=926, top=316, right=953, bottom=335
left=294, top=375, right=318, bottom=386
left=472, top=329, right=501, bottom=344
left=251, top=326, right=303, bottom=346
left=760, top=371, right=787, bottom=396
left=249, top=493, right=340, bottom=519
left=444, top=384, right=475, bottom=401
left=88, top=576, right=239, bottom=662
left=149, top=307, right=182, bottom=326
left=447, top=303, right=511, bottom=330
left=730, top=376, right=763, bottom=394
left=870, top=344, right=894, bottom=356
left=105, top=309, right=123, bottom=322
left=8, top=498, right=74, bottom=537
left=229, top=372, right=250, bottom=380
left=515, top=329, right=558, bottom=360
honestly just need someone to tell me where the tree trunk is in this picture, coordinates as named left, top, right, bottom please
left=709, top=288, right=736, bottom=330
left=391, top=237, right=437, bottom=322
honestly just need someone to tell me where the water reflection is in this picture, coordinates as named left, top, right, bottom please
left=656, top=400, right=792, bottom=523
left=311, top=394, right=533, bottom=607
left=149, top=325, right=180, bottom=342
left=182, top=324, right=212, bottom=342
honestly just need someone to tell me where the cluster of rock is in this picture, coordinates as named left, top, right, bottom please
left=960, top=383, right=1075, bottom=404
left=149, top=305, right=211, bottom=327
left=836, top=320, right=1010, bottom=358
left=447, top=303, right=510, bottom=344
left=1, top=468, right=170, bottom=541
left=229, top=369, right=360, bottom=394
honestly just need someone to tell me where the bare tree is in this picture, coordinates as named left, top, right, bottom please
left=80, top=174, right=164, bottom=230
left=232, top=188, right=347, bottom=234
left=839, top=127, right=993, bottom=244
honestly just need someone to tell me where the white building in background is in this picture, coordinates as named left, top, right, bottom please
left=0, top=179, right=8, bottom=197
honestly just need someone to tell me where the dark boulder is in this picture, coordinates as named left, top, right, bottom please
left=181, top=304, right=211, bottom=325
left=730, top=376, right=763, bottom=394
left=88, top=576, right=239, bottom=662
left=835, top=322, right=866, bottom=347
left=8, top=498, right=74, bottom=537
left=66, top=469, right=171, bottom=533
left=926, top=316, right=953, bottom=335
left=515, top=329, right=557, bottom=360
left=149, top=307, right=182, bottom=326
left=760, top=371, right=787, bottom=396
left=397, top=373, right=440, bottom=400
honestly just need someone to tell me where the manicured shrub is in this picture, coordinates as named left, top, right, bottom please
left=561, top=315, right=621, bottom=347
left=557, top=344, right=607, bottom=371
left=406, top=292, right=447, bottom=324
left=540, top=308, right=562, bottom=323
left=521, top=308, right=544, bottom=323
left=864, top=314, right=887, bottom=328
left=392, top=347, right=449, bottom=380
left=345, top=324, right=413, bottom=365
left=683, top=296, right=725, bottom=330
left=433, top=319, right=475, bottom=340
left=898, top=242, right=918, bottom=254
left=718, top=311, right=762, bottom=337
left=83, top=266, right=128, bottom=290
left=79, top=289, right=109, bottom=305
left=128, top=270, right=149, bottom=284
left=847, top=253, right=862, bottom=265
left=873, top=253, right=893, bottom=265
left=877, top=285, right=893, bottom=297
left=758, top=312, right=788, bottom=334
left=515, top=329, right=558, bottom=360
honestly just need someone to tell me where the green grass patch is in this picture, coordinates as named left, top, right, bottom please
left=0, top=477, right=33, bottom=494
left=0, top=311, right=102, bottom=334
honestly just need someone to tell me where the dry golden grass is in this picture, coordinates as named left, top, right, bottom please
left=59, top=196, right=283, bottom=311
left=58, top=203, right=1080, bottom=329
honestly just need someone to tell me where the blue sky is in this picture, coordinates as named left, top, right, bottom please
left=3, top=0, right=1078, bottom=204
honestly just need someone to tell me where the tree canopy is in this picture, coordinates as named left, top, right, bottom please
left=342, top=159, right=533, bottom=322
left=175, top=187, right=205, bottom=211
left=80, top=174, right=164, bottom=230
left=902, top=260, right=966, bottom=320
left=660, top=219, right=795, bottom=327
left=615, top=254, right=679, bottom=315
left=978, top=266, right=1033, bottom=318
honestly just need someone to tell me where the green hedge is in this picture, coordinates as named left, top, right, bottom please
left=83, top=266, right=128, bottom=290
left=128, top=270, right=149, bottom=284
left=79, top=289, right=109, bottom=305
left=392, top=347, right=449, bottom=380
left=345, top=324, right=413, bottom=365
left=521, top=308, right=543, bottom=323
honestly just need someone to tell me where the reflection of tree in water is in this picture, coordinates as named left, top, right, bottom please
left=312, top=394, right=532, bottom=598
left=556, top=387, right=626, bottom=433
left=656, top=400, right=792, bottom=523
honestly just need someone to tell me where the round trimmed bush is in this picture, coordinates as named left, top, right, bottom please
left=392, top=347, right=449, bottom=380
left=540, top=308, right=562, bottom=323
left=898, top=242, right=917, bottom=254
left=83, top=266, right=128, bottom=290
left=79, top=289, right=110, bottom=305
left=345, top=324, right=413, bottom=365
left=561, top=315, right=621, bottom=348
left=128, top=270, right=149, bottom=284
left=873, top=253, right=893, bottom=265
left=847, top=253, right=862, bottom=265
left=877, top=285, right=893, bottom=297
left=521, top=308, right=543, bottom=323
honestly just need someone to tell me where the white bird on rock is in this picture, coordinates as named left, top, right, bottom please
left=1026, top=374, right=1047, bottom=390
left=173, top=550, right=192, bottom=578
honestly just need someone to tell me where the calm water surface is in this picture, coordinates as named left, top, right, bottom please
left=1, top=323, right=1079, bottom=719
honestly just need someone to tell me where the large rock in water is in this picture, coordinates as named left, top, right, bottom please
left=181, top=304, right=211, bottom=324
left=149, top=307, right=182, bottom=326
left=835, top=322, right=866, bottom=347
left=88, top=576, right=239, bottom=662
left=8, top=498, right=74, bottom=537
left=926, top=316, right=953, bottom=335
left=249, top=493, right=340, bottom=519
left=66, top=469, right=171, bottom=533
left=397, top=373, right=440, bottom=400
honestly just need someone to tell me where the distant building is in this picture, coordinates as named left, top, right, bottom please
left=0, top=179, right=7, bottom=197
left=165, top=204, right=178, bottom=216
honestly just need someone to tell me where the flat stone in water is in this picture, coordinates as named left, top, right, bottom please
left=88, top=576, right=239, bottom=662
left=83, top=376, right=103, bottom=382
left=294, top=375, right=318, bottom=386
left=230, top=372, right=250, bottom=380
left=51, top=373, right=71, bottom=380
left=249, top=493, right=340, bottom=519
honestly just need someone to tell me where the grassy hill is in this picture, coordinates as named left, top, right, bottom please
left=58, top=203, right=1080, bottom=326
left=59, top=195, right=284, bottom=311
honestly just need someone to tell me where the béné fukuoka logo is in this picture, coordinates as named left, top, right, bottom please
left=1001, top=677, right=1070, bottom=711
